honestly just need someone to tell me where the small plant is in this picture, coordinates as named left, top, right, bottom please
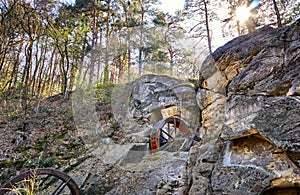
left=1, top=169, right=79, bottom=195
left=8, top=109, right=20, bottom=120
left=1, top=170, right=38, bottom=195
left=2, top=169, right=72, bottom=194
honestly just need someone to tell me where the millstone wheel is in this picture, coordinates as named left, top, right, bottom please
left=149, top=117, right=194, bottom=152
left=0, top=168, right=81, bottom=195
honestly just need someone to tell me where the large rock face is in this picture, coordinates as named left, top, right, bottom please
left=189, top=19, right=300, bottom=194
left=67, top=74, right=201, bottom=194
left=113, top=74, right=200, bottom=134
left=43, top=20, right=299, bottom=194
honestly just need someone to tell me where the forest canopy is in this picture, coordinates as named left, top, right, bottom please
left=0, top=0, right=299, bottom=100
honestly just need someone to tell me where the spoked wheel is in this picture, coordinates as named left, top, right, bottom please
left=0, top=168, right=81, bottom=195
left=149, top=117, right=195, bottom=152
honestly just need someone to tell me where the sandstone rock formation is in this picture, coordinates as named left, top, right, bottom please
left=67, top=74, right=201, bottom=194
left=75, top=19, right=299, bottom=194
left=189, top=19, right=300, bottom=194
left=112, top=74, right=200, bottom=135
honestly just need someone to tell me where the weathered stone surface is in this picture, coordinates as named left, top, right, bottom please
left=211, top=134, right=300, bottom=194
left=68, top=20, right=300, bottom=194
left=221, top=95, right=263, bottom=139
left=190, top=19, right=300, bottom=195
left=211, top=166, right=274, bottom=194
left=200, top=26, right=277, bottom=94
left=69, top=149, right=189, bottom=195
left=228, top=20, right=300, bottom=95
left=188, top=136, right=300, bottom=195
left=107, top=151, right=189, bottom=195
left=187, top=140, right=220, bottom=195
left=127, top=74, right=200, bottom=132
left=197, top=89, right=226, bottom=138
left=254, top=97, right=300, bottom=153
left=70, top=74, right=200, bottom=193
left=222, top=95, right=300, bottom=153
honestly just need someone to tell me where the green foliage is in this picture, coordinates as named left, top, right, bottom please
left=153, top=12, right=168, bottom=26
left=8, top=109, right=20, bottom=120
left=95, top=83, right=114, bottom=101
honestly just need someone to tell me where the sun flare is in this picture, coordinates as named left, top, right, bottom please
left=236, top=5, right=251, bottom=23
left=160, top=0, right=185, bottom=14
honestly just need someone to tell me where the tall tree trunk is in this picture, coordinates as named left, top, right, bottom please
left=37, top=57, right=46, bottom=96
left=68, top=62, right=76, bottom=92
left=37, top=41, right=48, bottom=96
left=0, top=49, right=8, bottom=76
left=76, top=32, right=88, bottom=87
left=104, top=0, right=111, bottom=84
left=31, top=41, right=42, bottom=95
left=47, top=48, right=56, bottom=95
left=20, top=39, right=33, bottom=112
left=50, top=54, right=59, bottom=95
left=0, top=36, right=10, bottom=74
left=124, top=3, right=132, bottom=82
left=127, top=47, right=131, bottom=82
left=97, top=29, right=103, bottom=80
left=92, top=8, right=98, bottom=47
left=89, top=8, right=98, bottom=85
left=272, top=0, right=282, bottom=27
left=63, top=41, right=70, bottom=98
left=237, top=21, right=241, bottom=36
left=203, top=0, right=212, bottom=54
left=9, top=40, right=24, bottom=90
left=138, top=0, right=145, bottom=76
left=1, top=63, right=10, bottom=91
left=168, top=46, right=174, bottom=75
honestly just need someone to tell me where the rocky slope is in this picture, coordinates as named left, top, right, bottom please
left=0, top=93, right=85, bottom=183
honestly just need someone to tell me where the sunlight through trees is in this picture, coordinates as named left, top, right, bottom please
left=0, top=0, right=298, bottom=102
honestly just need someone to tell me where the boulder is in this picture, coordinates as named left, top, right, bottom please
left=112, top=74, right=200, bottom=138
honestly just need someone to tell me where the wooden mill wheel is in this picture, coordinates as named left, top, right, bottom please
left=0, top=168, right=81, bottom=195
left=149, top=117, right=194, bottom=152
